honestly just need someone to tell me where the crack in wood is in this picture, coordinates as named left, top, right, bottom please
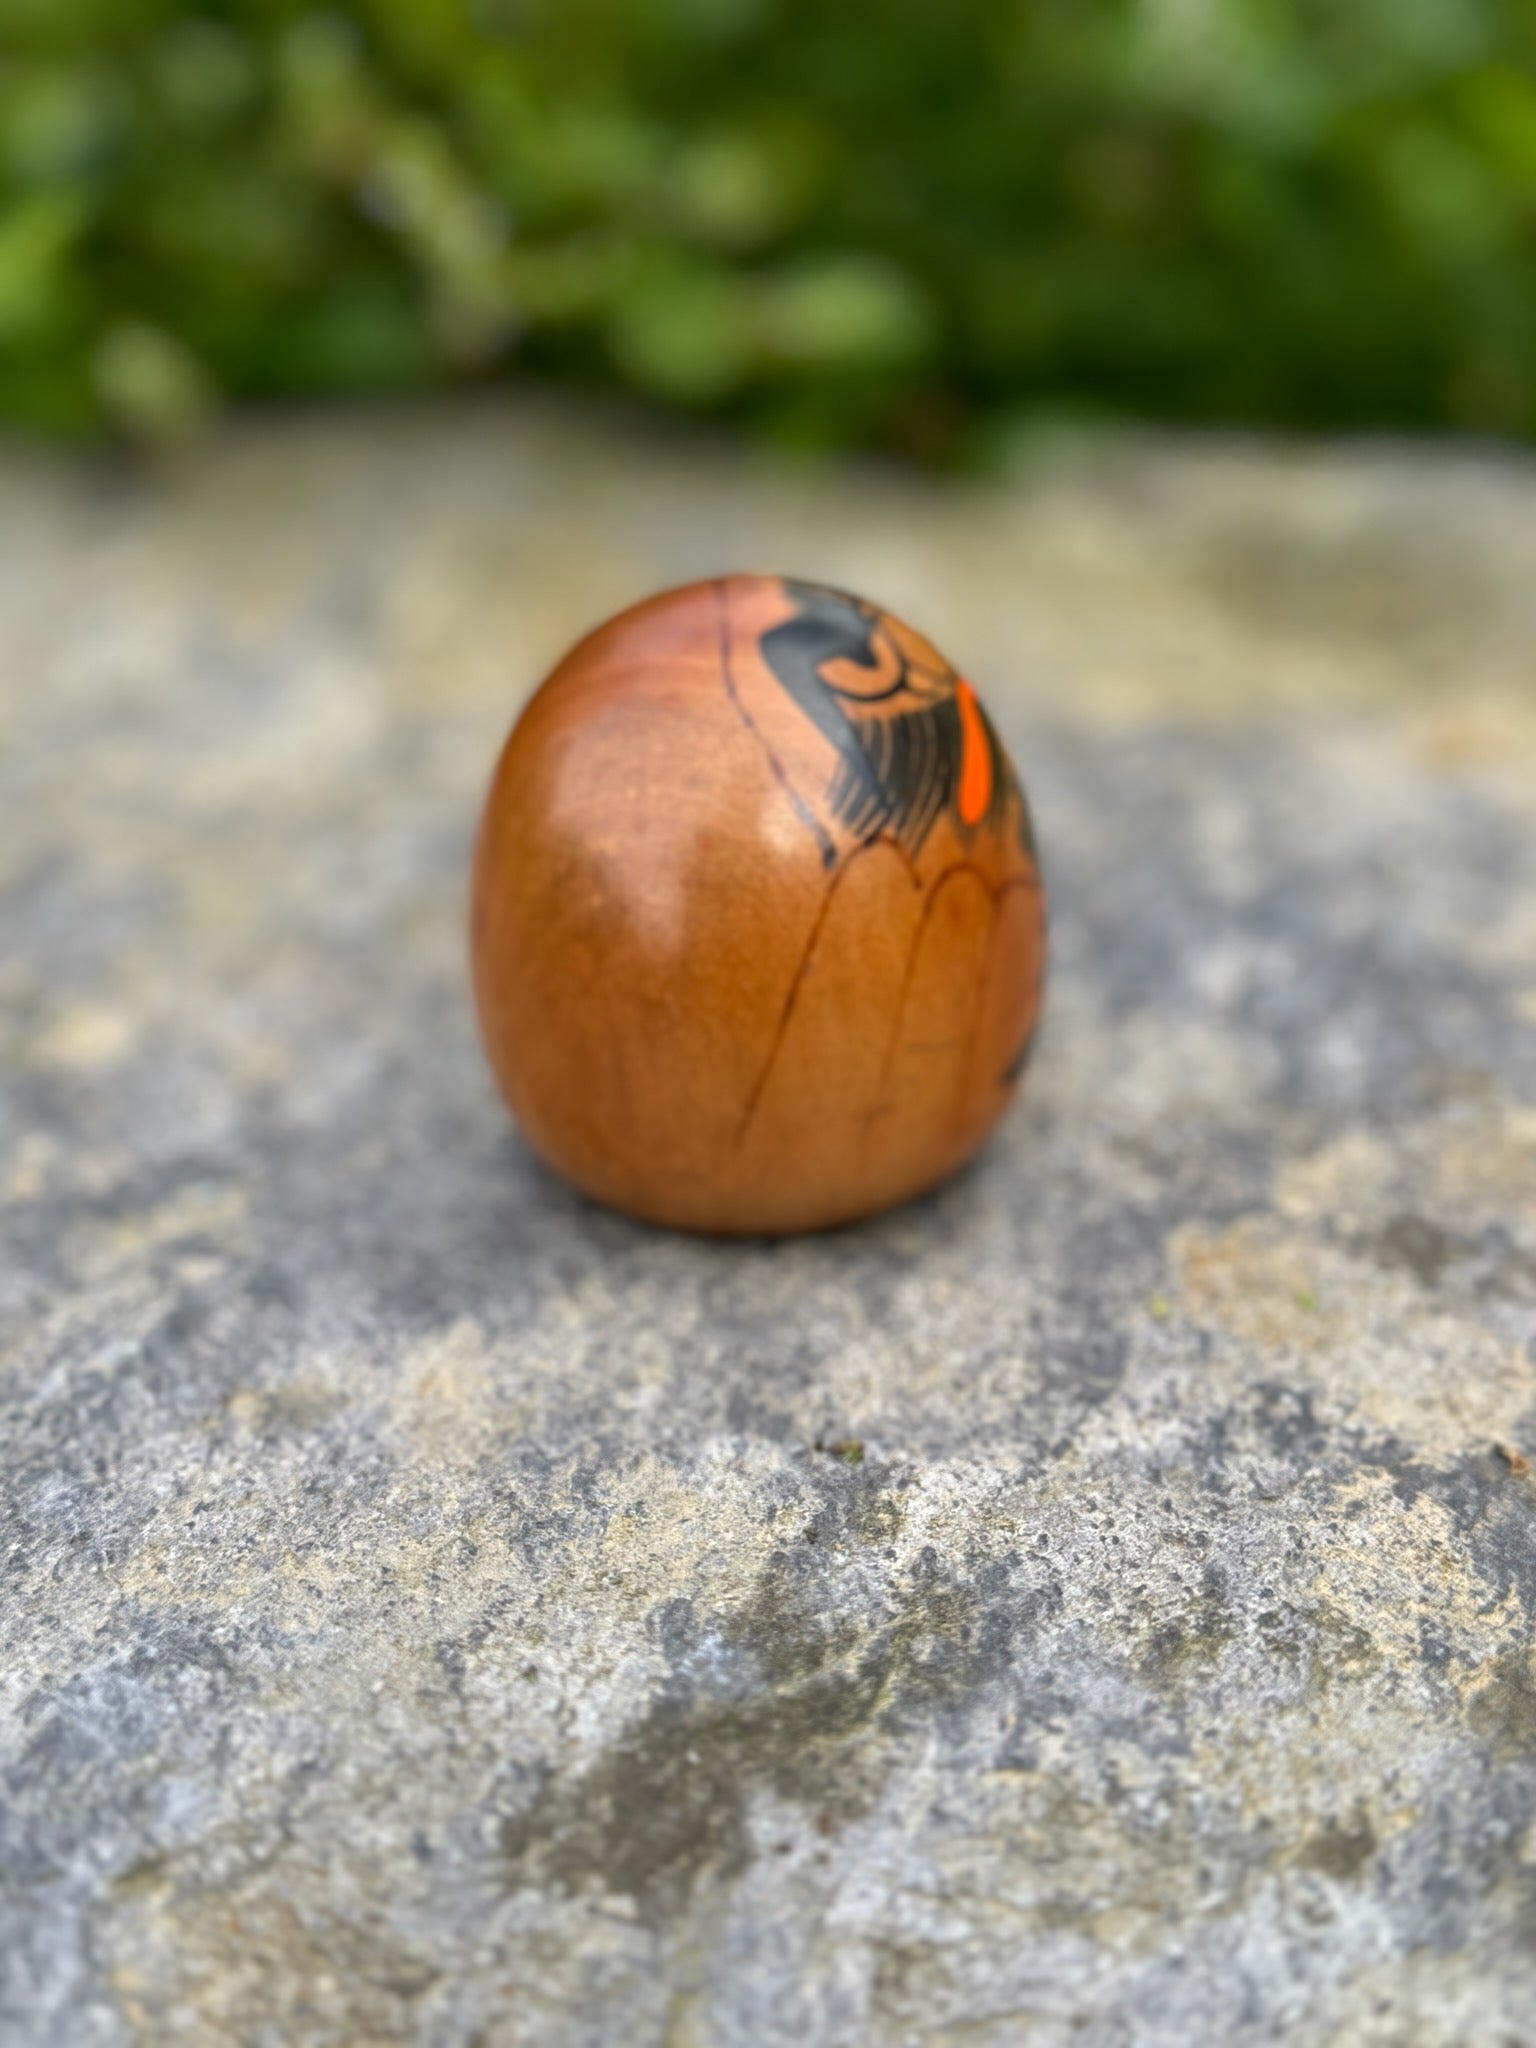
left=713, top=579, right=836, bottom=871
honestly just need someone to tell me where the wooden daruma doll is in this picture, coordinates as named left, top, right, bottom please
left=471, top=576, right=1046, bottom=1234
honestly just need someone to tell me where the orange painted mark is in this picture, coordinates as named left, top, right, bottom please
left=954, top=678, right=993, bottom=827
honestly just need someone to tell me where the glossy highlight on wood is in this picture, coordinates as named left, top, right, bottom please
left=470, top=575, right=1047, bottom=1234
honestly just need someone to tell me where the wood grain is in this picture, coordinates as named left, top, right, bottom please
left=470, top=574, right=1047, bottom=1233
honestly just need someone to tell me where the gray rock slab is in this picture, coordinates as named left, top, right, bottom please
left=2, top=403, right=1535, bottom=2046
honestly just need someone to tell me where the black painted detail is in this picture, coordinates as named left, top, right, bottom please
left=999, top=1028, right=1038, bottom=1088
left=759, top=579, right=1017, bottom=853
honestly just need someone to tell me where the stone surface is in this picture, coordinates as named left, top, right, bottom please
left=2, top=401, right=1535, bottom=2047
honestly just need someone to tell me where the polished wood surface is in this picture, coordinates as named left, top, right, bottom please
left=471, top=575, right=1046, bottom=1233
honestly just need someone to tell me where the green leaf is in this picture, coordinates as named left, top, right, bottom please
left=0, top=191, right=88, bottom=343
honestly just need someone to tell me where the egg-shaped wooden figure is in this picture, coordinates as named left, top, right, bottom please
left=470, top=576, right=1046, bottom=1235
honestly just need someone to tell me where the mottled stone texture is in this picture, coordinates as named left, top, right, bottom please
left=2, top=406, right=1535, bottom=2048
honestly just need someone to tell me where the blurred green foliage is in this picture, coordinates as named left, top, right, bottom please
left=3, top=0, right=1535, bottom=455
